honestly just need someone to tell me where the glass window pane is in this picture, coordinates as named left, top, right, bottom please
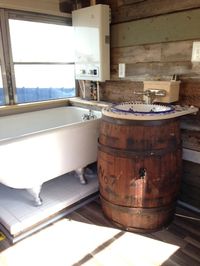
left=0, top=67, right=5, bottom=105
left=15, top=65, right=75, bottom=103
left=9, top=19, right=74, bottom=63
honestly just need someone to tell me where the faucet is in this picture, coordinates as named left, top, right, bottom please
left=134, top=89, right=166, bottom=104
left=82, top=109, right=97, bottom=121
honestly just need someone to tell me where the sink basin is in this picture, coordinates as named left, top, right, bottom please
left=102, top=102, right=198, bottom=121
left=111, top=103, right=174, bottom=114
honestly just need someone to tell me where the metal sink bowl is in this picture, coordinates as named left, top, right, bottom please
left=111, top=103, right=174, bottom=114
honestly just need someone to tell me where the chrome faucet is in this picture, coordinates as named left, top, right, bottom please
left=134, top=89, right=166, bottom=104
left=82, top=109, right=97, bottom=121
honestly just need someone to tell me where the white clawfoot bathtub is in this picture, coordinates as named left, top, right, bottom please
left=0, top=106, right=102, bottom=206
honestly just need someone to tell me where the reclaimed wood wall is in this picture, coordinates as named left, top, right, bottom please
left=103, top=1, right=200, bottom=104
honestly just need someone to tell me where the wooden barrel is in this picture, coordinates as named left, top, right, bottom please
left=98, top=115, right=182, bottom=232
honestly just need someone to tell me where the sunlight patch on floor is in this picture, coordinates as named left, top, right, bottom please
left=0, top=218, right=180, bottom=266
left=85, top=231, right=180, bottom=266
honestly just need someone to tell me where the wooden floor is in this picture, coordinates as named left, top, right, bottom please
left=1, top=198, right=200, bottom=266
left=68, top=199, right=200, bottom=266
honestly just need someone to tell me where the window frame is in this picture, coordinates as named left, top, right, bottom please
left=0, top=9, right=76, bottom=106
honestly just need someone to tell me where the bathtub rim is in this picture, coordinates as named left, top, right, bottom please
left=0, top=106, right=102, bottom=144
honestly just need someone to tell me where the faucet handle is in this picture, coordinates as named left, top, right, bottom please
left=144, top=89, right=166, bottom=104
left=146, top=89, right=166, bottom=96
left=133, top=90, right=145, bottom=95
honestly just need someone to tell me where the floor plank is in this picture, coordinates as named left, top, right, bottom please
left=0, top=197, right=200, bottom=266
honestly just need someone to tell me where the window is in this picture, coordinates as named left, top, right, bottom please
left=0, top=67, right=5, bottom=105
left=0, top=10, right=75, bottom=105
left=0, top=27, right=7, bottom=106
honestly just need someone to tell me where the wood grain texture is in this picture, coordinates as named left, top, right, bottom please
left=80, top=200, right=200, bottom=265
left=179, top=161, right=200, bottom=209
left=109, top=40, right=200, bottom=82
left=117, top=0, right=146, bottom=7
left=110, top=0, right=200, bottom=23
left=111, top=44, right=162, bottom=64
left=101, top=80, right=143, bottom=102
left=111, top=9, right=200, bottom=47
left=181, top=129, right=200, bottom=151
left=111, top=62, right=198, bottom=81
left=98, top=117, right=182, bottom=232
left=179, top=81, right=200, bottom=108
left=1, top=198, right=200, bottom=266
left=111, top=40, right=193, bottom=65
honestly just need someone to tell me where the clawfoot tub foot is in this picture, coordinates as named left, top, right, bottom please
left=27, top=185, right=43, bottom=206
left=75, top=168, right=87, bottom=185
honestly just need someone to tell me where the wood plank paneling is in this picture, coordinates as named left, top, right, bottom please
left=182, top=129, right=200, bottom=151
left=110, top=0, right=200, bottom=23
left=179, top=81, right=200, bottom=108
left=111, top=9, right=200, bottom=47
left=111, top=62, right=198, bottom=81
left=112, top=40, right=193, bottom=64
left=117, top=0, right=145, bottom=7
left=111, top=43, right=162, bottom=64
left=161, top=41, right=193, bottom=62
left=183, top=149, right=200, bottom=164
left=110, top=40, right=200, bottom=81
left=101, top=80, right=142, bottom=102
left=179, top=161, right=200, bottom=209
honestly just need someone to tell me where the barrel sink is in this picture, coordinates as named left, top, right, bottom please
left=98, top=114, right=182, bottom=232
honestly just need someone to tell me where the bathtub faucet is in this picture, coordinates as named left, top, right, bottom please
left=82, top=109, right=97, bottom=121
